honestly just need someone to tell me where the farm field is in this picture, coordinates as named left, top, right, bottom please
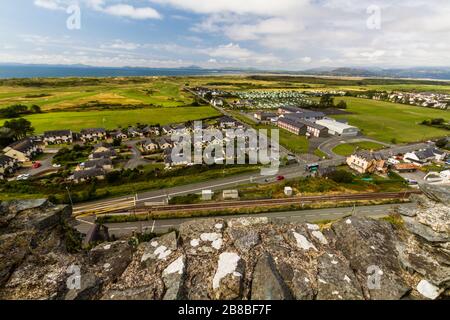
left=331, top=97, right=449, bottom=143
left=0, top=78, right=194, bottom=110
left=1, top=106, right=220, bottom=133
left=332, top=141, right=386, bottom=156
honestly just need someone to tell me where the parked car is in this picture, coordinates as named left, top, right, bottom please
left=32, top=161, right=41, bottom=169
left=52, top=164, right=62, bottom=168
left=277, top=175, right=285, bottom=181
left=16, top=174, right=31, bottom=181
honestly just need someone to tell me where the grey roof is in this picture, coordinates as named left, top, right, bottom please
left=44, top=130, right=72, bottom=137
left=279, top=106, right=325, bottom=119
left=91, top=150, right=116, bottom=159
left=74, top=168, right=105, bottom=180
left=143, top=139, right=157, bottom=146
left=355, top=151, right=385, bottom=161
left=0, top=154, right=15, bottom=166
left=415, top=148, right=435, bottom=160
left=157, top=137, right=173, bottom=145
left=218, top=116, right=236, bottom=124
left=7, top=138, right=35, bottom=152
left=294, top=119, right=326, bottom=131
left=278, top=117, right=307, bottom=130
left=82, top=158, right=112, bottom=169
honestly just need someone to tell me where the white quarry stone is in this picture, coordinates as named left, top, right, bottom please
left=190, top=239, right=200, bottom=247
left=417, top=280, right=443, bottom=300
left=213, top=252, right=241, bottom=290
left=103, top=244, right=111, bottom=250
left=344, top=275, right=351, bottom=283
left=215, top=223, right=224, bottom=230
left=346, top=219, right=352, bottom=224
left=293, top=232, right=317, bottom=251
left=153, top=245, right=172, bottom=260
left=103, top=263, right=111, bottom=269
left=312, top=230, right=328, bottom=244
left=331, top=260, right=338, bottom=265
left=318, top=278, right=327, bottom=284
left=200, top=233, right=221, bottom=242
left=306, top=223, right=320, bottom=231
left=163, top=256, right=185, bottom=275
left=151, top=241, right=159, bottom=247
left=212, top=238, right=223, bottom=250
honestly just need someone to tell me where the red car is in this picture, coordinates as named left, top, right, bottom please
left=32, top=161, right=41, bottom=169
left=276, top=175, right=285, bottom=181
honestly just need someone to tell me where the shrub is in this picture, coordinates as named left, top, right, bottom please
left=326, top=170, right=354, bottom=184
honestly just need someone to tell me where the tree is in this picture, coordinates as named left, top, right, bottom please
left=29, top=105, right=42, bottom=113
left=319, top=94, right=334, bottom=109
left=336, top=100, right=347, bottom=109
left=3, top=118, right=35, bottom=140
left=435, top=138, right=448, bottom=148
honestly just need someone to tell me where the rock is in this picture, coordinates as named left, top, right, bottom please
left=162, top=255, right=186, bottom=300
left=291, top=231, right=317, bottom=251
left=65, top=272, right=100, bottom=300
left=416, top=279, right=443, bottom=300
left=291, top=270, right=315, bottom=300
left=228, top=229, right=260, bottom=253
left=402, top=216, right=449, bottom=243
left=102, top=286, right=158, bottom=300
left=212, top=252, right=244, bottom=300
left=89, top=241, right=133, bottom=282
left=315, top=253, right=364, bottom=300
left=32, top=205, right=72, bottom=230
left=419, top=183, right=450, bottom=205
left=228, top=217, right=269, bottom=228
left=251, top=254, right=292, bottom=300
left=332, top=217, right=410, bottom=299
left=140, top=232, right=178, bottom=267
left=396, top=237, right=450, bottom=287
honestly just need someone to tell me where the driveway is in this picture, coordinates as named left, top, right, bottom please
left=124, top=139, right=151, bottom=169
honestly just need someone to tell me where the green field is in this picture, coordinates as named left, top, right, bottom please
left=331, top=97, right=449, bottom=143
left=1, top=106, right=220, bottom=133
left=0, top=78, right=194, bottom=110
left=332, top=141, right=386, bottom=156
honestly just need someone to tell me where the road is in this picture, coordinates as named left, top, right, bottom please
left=75, top=202, right=416, bottom=238
left=124, top=139, right=151, bottom=169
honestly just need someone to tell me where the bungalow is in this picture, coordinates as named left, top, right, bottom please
left=3, top=138, right=41, bottom=162
left=73, top=168, right=105, bottom=183
left=111, top=130, right=128, bottom=140
left=141, top=126, right=160, bottom=136
left=92, top=142, right=113, bottom=154
left=0, top=154, right=18, bottom=179
left=404, top=148, right=437, bottom=165
left=346, top=151, right=386, bottom=174
left=89, top=149, right=117, bottom=160
left=162, top=125, right=174, bottom=135
left=393, top=163, right=420, bottom=173
left=77, top=158, right=113, bottom=171
left=142, top=139, right=159, bottom=152
left=157, top=137, right=173, bottom=150
left=163, top=148, right=189, bottom=168
left=211, top=98, right=224, bottom=107
left=80, top=128, right=107, bottom=143
left=277, top=118, right=307, bottom=136
left=127, top=127, right=144, bottom=138
left=43, top=130, right=73, bottom=145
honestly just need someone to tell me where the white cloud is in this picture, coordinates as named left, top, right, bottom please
left=103, top=4, right=162, bottom=20
left=101, top=40, right=140, bottom=50
left=33, top=0, right=64, bottom=11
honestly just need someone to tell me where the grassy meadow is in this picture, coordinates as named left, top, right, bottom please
left=331, top=97, right=449, bottom=143
left=332, top=141, right=386, bottom=156
left=1, top=106, right=220, bottom=133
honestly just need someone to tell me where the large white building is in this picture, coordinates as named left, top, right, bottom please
left=316, top=119, right=359, bottom=137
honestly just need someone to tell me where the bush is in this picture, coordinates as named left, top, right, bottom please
left=326, top=170, right=354, bottom=183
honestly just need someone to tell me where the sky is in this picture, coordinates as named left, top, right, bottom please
left=1, top=0, right=450, bottom=70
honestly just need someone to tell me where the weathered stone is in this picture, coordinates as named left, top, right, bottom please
left=102, top=286, right=158, bottom=300
left=419, top=183, right=450, bottom=206
left=416, top=279, right=444, bottom=300
left=89, top=241, right=133, bottom=282
left=212, top=252, right=245, bottom=300
left=402, top=216, right=449, bottom=243
left=140, top=232, right=178, bottom=267
left=251, top=254, right=292, bottom=300
left=315, top=253, right=364, bottom=300
left=162, top=255, right=186, bottom=300
left=332, top=217, right=410, bottom=299
left=65, top=272, right=100, bottom=300
left=228, top=228, right=260, bottom=253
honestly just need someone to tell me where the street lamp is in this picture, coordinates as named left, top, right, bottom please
left=66, top=186, right=74, bottom=207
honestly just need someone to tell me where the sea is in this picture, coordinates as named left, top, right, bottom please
left=0, top=65, right=244, bottom=79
